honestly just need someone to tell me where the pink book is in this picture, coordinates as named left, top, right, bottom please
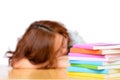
left=69, top=53, right=120, bottom=59
left=68, top=53, right=120, bottom=62
left=73, top=43, right=120, bottom=50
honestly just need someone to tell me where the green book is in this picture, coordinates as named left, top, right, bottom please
left=71, top=63, right=120, bottom=70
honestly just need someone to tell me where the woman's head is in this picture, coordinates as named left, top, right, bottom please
left=7, top=20, right=71, bottom=69
left=37, top=20, right=71, bottom=56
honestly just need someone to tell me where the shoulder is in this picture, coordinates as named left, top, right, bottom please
left=68, top=30, right=86, bottom=45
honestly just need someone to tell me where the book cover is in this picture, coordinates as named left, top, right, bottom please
left=69, top=53, right=120, bottom=61
left=69, top=53, right=104, bottom=58
left=69, top=60, right=120, bottom=66
left=69, top=56, right=106, bottom=61
left=67, top=66, right=120, bottom=74
left=68, top=72, right=105, bottom=79
left=70, top=48, right=120, bottom=55
left=68, top=72, right=120, bottom=78
left=69, top=56, right=120, bottom=62
left=105, top=54, right=120, bottom=58
left=71, top=63, right=120, bottom=70
left=68, top=75, right=105, bottom=80
left=73, top=43, right=120, bottom=50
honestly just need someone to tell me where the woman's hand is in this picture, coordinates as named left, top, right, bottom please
left=57, top=55, right=70, bottom=68
left=13, top=58, right=37, bottom=69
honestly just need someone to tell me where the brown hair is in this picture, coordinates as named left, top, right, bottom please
left=7, top=20, right=71, bottom=69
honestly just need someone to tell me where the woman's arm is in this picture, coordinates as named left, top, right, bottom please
left=13, top=56, right=69, bottom=69
left=13, top=58, right=38, bottom=69
left=57, top=55, right=70, bottom=68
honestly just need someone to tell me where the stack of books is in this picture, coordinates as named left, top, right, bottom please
left=67, top=43, right=120, bottom=78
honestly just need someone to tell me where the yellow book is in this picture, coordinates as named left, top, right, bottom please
left=68, top=72, right=120, bottom=78
left=68, top=75, right=106, bottom=80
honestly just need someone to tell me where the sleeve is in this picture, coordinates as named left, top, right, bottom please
left=68, top=30, right=86, bottom=46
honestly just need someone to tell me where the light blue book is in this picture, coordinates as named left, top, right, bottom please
left=69, top=60, right=120, bottom=66
left=67, top=66, right=109, bottom=74
left=69, top=60, right=102, bottom=65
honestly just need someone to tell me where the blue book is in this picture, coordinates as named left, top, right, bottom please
left=67, top=66, right=109, bottom=74
left=69, top=60, right=120, bottom=66
left=69, top=60, right=102, bottom=65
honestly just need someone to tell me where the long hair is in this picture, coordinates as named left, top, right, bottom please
left=37, top=20, right=71, bottom=45
left=7, top=20, right=71, bottom=69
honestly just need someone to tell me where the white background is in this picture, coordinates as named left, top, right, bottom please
left=0, top=0, right=120, bottom=65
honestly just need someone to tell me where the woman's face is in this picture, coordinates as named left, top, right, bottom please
left=54, top=33, right=68, bottom=57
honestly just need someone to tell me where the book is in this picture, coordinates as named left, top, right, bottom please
left=73, top=43, right=120, bottom=50
left=69, top=53, right=104, bottom=58
left=67, top=66, right=120, bottom=74
left=68, top=72, right=120, bottom=78
left=69, top=53, right=120, bottom=61
left=69, top=60, right=120, bottom=66
left=70, top=48, right=120, bottom=55
left=71, top=63, right=120, bottom=70
left=68, top=75, right=106, bottom=80
left=69, top=56, right=120, bottom=62
left=104, top=54, right=120, bottom=58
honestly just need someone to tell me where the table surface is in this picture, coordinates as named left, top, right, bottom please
left=1, top=65, right=120, bottom=80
